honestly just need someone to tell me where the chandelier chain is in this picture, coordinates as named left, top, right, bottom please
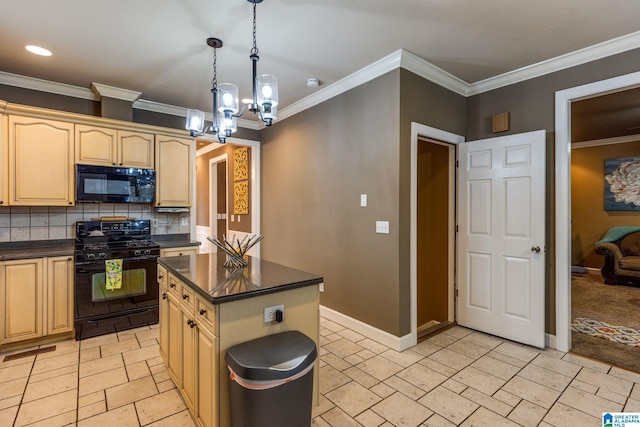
left=212, top=46, right=218, bottom=88
left=251, top=1, right=259, bottom=56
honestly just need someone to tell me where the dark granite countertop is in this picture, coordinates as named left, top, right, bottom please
left=158, top=253, right=323, bottom=304
left=152, top=234, right=200, bottom=249
left=0, top=239, right=75, bottom=261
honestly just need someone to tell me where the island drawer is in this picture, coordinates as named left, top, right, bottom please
left=180, top=282, right=195, bottom=312
left=157, top=264, right=168, bottom=289
left=167, top=274, right=181, bottom=298
left=195, top=296, right=216, bottom=335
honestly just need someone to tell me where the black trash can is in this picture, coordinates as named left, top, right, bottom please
left=225, top=330, right=317, bottom=427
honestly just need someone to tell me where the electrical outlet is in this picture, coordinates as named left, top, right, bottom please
left=180, top=217, right=188, bottom=226
left=376, top=221, right=390, bottom=234
left=264, top=304, right=284, bottom=323
left=152, top=219, right=159, bottom=228
left=319, top=282, right=324, bottom=292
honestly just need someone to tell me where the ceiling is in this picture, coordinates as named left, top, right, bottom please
left=2, top=0, right=640, bottom=127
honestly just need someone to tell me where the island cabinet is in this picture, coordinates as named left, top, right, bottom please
left=160, top=246, right=199, bottom=258
left=155, top=135, right=193, bottom=207
left=75, top=124, right=154, bottom=168
left=7, top=115, right=75, bottom=206
left=0, top=113, right=7, bottom=206
left=158, top=253, right=322, bottom=427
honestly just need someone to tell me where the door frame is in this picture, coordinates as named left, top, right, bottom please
left=208, top=154, right=228, bottom=252
left=409, top=123, right=464, bottom=347
left=554, top=70, right=640, bottom=352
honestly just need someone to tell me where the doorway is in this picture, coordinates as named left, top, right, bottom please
left=416, top=138, right=454, bottom=337
left=208, top=155, right=228, bottom=253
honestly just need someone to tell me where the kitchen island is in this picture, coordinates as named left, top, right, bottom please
left=157, top=253, right=322, bottom=427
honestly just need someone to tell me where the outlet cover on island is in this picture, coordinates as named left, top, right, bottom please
left=376, top=221, right=389, bottom=234
left=180, top=217, right=188, bottom=226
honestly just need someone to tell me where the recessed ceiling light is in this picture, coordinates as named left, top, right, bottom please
left=25, top=45, right=52, bottom=56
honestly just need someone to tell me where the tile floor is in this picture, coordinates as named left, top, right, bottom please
left=1, top=319, right=639, bottom=426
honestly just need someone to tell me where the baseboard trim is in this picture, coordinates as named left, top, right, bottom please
left=319, top=305, right=414, bottom=351
left=546, top=333, right=557, bottom=350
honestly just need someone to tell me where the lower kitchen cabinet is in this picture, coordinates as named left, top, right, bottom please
left=0, top=256, right=74, bottom=347
left=160, top=246, right=199, bottom=257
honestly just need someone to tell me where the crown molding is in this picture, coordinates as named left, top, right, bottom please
left=92, top=82, right=141, bottom=102
left=0, top=70, right=97, bottom=100
left=400, top=50, right=469, bottom=96
left=468, top=30, right=640, bottom=96
left=572, top=133, right=640, bottom=149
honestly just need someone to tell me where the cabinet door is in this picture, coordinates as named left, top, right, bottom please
left=181, top=307, right=196, bottom=412
left=160, top=247, right=198, bottom=257
left=118, top=131, right=154, bottom=168
left=159, top=290, right=170, bottom=364
left=1, top=259, right=43, bottom=344
left=196, top=325, right=218, bottom=427
left=155, top=135, right=193, bottom=207
left=75, top=124, right=118, bottom=166
left=47, top=256, right=74, bottom=335
left=8, top=116, right=75, bottom=206
left=167, top=293, right=182, bottom=384
left=0, top=115, right=7, bottom=207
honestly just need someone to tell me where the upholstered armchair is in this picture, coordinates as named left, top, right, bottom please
left=595, top=227, right=640, bottom=286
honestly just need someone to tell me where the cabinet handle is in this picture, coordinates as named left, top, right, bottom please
left=158, top=275, right=164, bottom=280
left=112, top=162, right=116, bottom=166
left=68, top=202, right=73, bottom=205
left=162, top=293, right=168, bottom=300
left=119, top=163, right=123, bottom=166
left=182, top=294, right=189, bottom=300
left=170, top=283, right=176, bottom=288
left=67, top=257, right=72, bottom=261
left=186, top=319, right=196, bottom=328
left=0, top=201, right=3, bottom=204
left=199, top=309, right=206, bottom=316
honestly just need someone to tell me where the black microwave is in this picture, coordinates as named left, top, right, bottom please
left=76, top=164, right=155, bottom=203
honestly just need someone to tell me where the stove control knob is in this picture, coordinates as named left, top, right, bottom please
left=134, top=250, right=142, bottom=256
left=87, top=253, right=96, bottom=260
left=144, top=249, right=151, bottom=255
left=98, top=253, right=107, bottom=259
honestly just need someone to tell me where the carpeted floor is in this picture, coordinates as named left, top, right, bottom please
left=571, top=272, right=640, bottom=372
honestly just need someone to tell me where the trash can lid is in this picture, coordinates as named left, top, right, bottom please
left=225, top=330, right=317, bottom=381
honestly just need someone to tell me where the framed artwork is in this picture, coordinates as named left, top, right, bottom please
left=604, top=156, right=640, bottom=211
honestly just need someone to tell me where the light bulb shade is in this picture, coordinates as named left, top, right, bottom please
left=256, top=74, right=278, bottom=110
left=186, top=109, right=205, bottom=133
left=219, top=112, right=237, bottom=136
left=262, top=105, right=277, bottom=122
left=217, top=83, right=239, bottom=114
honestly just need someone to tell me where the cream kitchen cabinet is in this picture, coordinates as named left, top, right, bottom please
left=0, top=114, right=7, bottom=207
left=75, top=124, right=154, bottom=168
left=155, top=135, right=194, bottom=207
left=160, top=246, right=198, bottom=257
left=0, top=256, right=74, bottom=347
left=8, top=116, right=75, bottom=206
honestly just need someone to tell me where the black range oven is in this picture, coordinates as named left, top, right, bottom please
left=74, top=220, right=159, bottom=340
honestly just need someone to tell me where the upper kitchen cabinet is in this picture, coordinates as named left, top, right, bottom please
left=155, top=135, right=194, bottom=207
left=0, top=114, right=7, bottom=207
left=76, top=124, right=154, bottom=168
left=8, top=116, right=75, bottom=206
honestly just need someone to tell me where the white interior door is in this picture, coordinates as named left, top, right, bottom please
left=457, top=130, right=546, bottom=348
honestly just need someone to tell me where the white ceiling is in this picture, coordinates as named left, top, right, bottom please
left=2, top=0, right=640, bottom=124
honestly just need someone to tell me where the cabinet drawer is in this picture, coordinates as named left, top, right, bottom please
left=157, top=264, right=168, bottom=290
left=195, top=296, right=216, bottom=335
left=167, top=274, right=181, bottom=298
left=180, top=283, right=195, bottom=312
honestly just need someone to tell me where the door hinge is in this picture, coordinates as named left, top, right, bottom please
left=456, top=160, right=459, bottom=168
left=456, top=225, right=459, bottom=233
left=455, top=289, right=459, bottom=298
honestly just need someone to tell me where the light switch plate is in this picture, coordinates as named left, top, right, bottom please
left=360, top=194, right=367, bottom=207
left=376, top=221, right=390, bottom=234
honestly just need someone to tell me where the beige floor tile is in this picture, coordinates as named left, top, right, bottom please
left=344, top=353, right=366, bottom=365
left=31, top=351, right=78, bottom=375
left=355, top=408, right=385, bottom=427
left=319, top=364, right=352, bottom=394
left=535, top=347, right=566, bottom=359
left=356, top=348, right=378, bottom=360
left=427, top=333, right=459, bottom=347
left=575, top=368, right=634, bottom=395
left=507, top=399, right=547, bottom=427
left=338, top=328, right=366, bottom=343
left=460, top=331, right=504, bottom=349
left=384, top=375, right=426, bottom=400
left=139, top=338, right=158, bottom=348
left=461, top=387, right=512, bottom=416
left=0, top=361, right=32, bottom=383
left=570, top=378, right=598, bottom=394
left=78, top=400, right=107, bottom=420
left=106, top=375, right=158, bottom=410
left=486, top=349, right=529, bottom=368
left=152, top=370, right=170, bottom=384
left=625, top=398, right=640, bottom=412
left=100, top=339, right=142, bottom=358
left=320, top=406, right=362, bottom=427
left=20, top=409, right=76, bottom=427
left=446, top=340, right=490, bottom=360
left=22, top=370, right=77, bottom=402
left=36, top=339, right=79, bottom=359
left=441, top=378, right=467, bottom=394
left=0, top=395, right=21, bottom=411
left=146, top=356, right=165, bottom=367
left=77, top=402, right=139, bottom=427
left=379, top=348, right=424, bottom=368
left=135, top=328, right=159, bottom=343
left=313, top=395, right=336, bottom=418
left=424, top=413, right=457, bottom=427
left=517, top=364, right=573, bottom=392
left=29, top=363, right=77, bottom=384
left=371, top=392, right=433, bottom=426
left=452, top=366, right=506, bottom=395
left=558, top=386, right=623, bottom=416
left=412, top=340, right=442, bottom=357
left=79, top=366, right=129, bottom=396
left=325, top=381, right=381, bottom=417
left=322, top=320, right=346, bottom=332
left=596, top=387, right=627, bottom=405
left=470, top=354, right=520, bottom=381
left=156, top=379, right=177, bottom=393
left=418, top=386, right=479, bottom=424
left=418, top=357, right=459, bottom=378
left=80, top=345, right=101, bottom=363
left=344, top=366, right=380, bottom=389
left=370, top=382, right=395, bottom=399
left=609, top=366, right=640, bottom=384
left=489, top=389, right=522, bottom=407
left=122, top=343, right=160, bottom=365
left=357, top=355, right=403, bottom=381
left=0, top=405, right=18, bottom=427
left=492, top=342, right=538, bottom=363
left=14, top=389, right=77, bottom=426
left=135, top=388, right=187, bottom=425
left=126, top=360, right=151, bottom=381
left=460, top=407, right=520, bottom=427
left=323, top=351, right=353, bottom=371
left=396, top=363, right=448, bottom=393
left=79, top=390, right=105, bottom=407
left=632, top=384, right=640, bottom=402
left=501, top=376, right=561, bottom=409
left=429, top=348, right=474, bottom=371
left=313, top=414, right=332, bottom=427
left=542, top=402, right=600, bottom=427
left=80, top=333, right=119, bottom=350
left=0, top=377, right=28, bottom=400
left=324, top=338, right=365, bottom=359
left=146, top=409, right=197, bottom=427
left=530, top=353, right=581, bottom=377
left=441, top=326, right=474, bottom=340
left=80, top=353, right=124, bottom=378
left=117, top=326, right=151, bottom=341
left=0, top=352, right=36, bottom=370
left=561, top=353, right=610, bottom=373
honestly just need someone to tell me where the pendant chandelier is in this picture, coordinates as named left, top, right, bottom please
left=186, top=0, right=278, bottom=143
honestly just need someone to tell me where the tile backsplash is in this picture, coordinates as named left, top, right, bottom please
left=0, top=204, right=190, bottom=242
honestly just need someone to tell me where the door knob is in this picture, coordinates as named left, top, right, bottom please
left=531, top=246, right=541, bottom=253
